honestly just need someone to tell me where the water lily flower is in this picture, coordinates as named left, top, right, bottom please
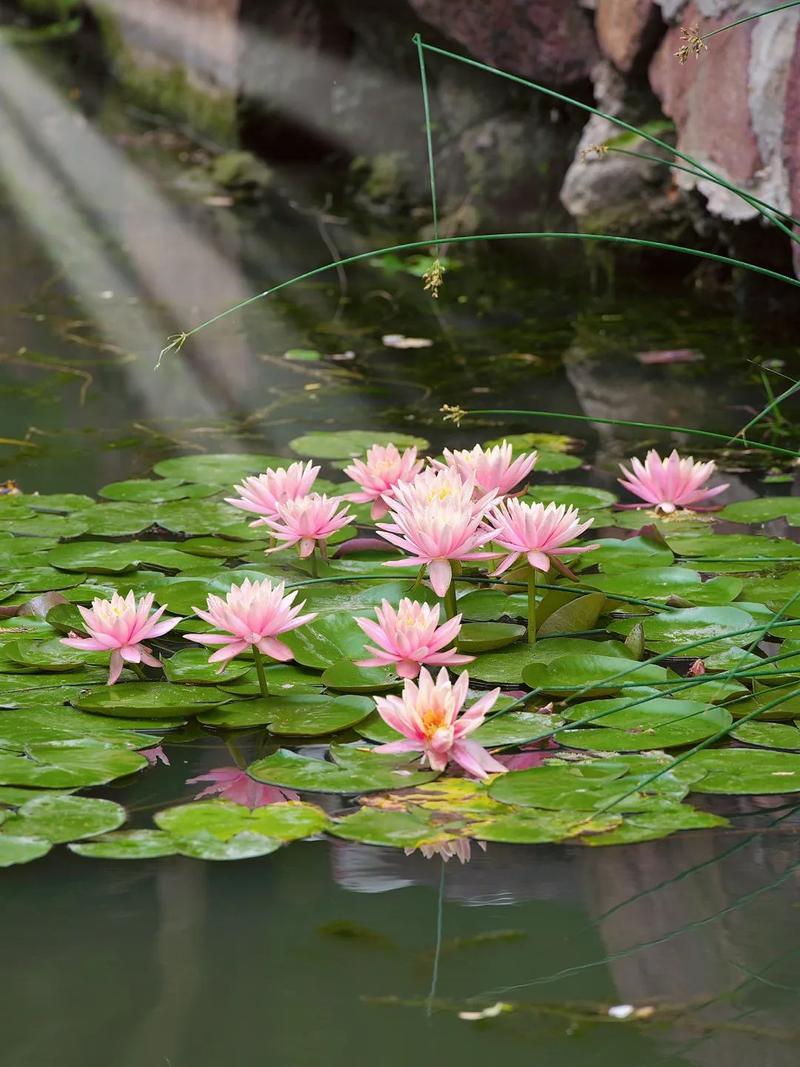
left=225, top=461, right=320, bottom=525
left=618, top=449, right=729, bottom=513
left=61, top=591, right=181, bottom=685
left=264, top=493, right=352, bottom=558
left=440, top=441, right=537, bottom=497
left=187, top=767, right=299, bottom=807
left=485, top=498, right=596, bottom=575
left=377, top=467, right=497, bottom=596
left=373, top=666, right=506, bottom=779
left=185, top=577, right=316, bottom=670
left=355, top=598, right=474, bottom=678
left=344, top=443, right=424, bottom=519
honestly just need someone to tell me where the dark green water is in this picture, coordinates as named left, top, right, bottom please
left=1, top=21, right=800, bottom=1067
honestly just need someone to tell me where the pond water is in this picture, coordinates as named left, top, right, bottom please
left=1, top=19, right=800, bottom=1067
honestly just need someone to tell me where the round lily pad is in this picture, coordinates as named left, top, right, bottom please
left=684, top=749, right=800, bottom=794
left=153, top=454, right=292, bottom=484
left=0, top=834, right=51, bottom=867
left=2, top=794, right=126, bottom=843
left=730, top=722, right=800, bottom=750
left=289, top=431, right=428, bottom=461
left=248, top=744, right=439, bottom=794
left=70, top=829, right=178, bottom=859
left=72, top=683, right=229, bottom=719
left=456, top=622, right=526, bottom=653
left=0, top=741, right=148, bottom=788
left=163, top=649, right=250, bottom=686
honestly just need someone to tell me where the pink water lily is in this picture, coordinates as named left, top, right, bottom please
left=185, top=577, right=316, bottom=670
left=344, top=443, right=423, bottom=519
left=61, top=590, right=181, bottom=685
left=373, top=666, right=506, bottom=779
left=225, top=461, right=319, bottom=525
left=142, top=745, right=170, bottom=767
left=440, top=441, right=537, bottom=497
left=264, top=492, right=352, bottom=558
left=355, top=598, right=474, bottom=678
left=618, top=449, right=729, bottom=513
left=404, top=839, right=486, bottom=863
left=377, top=467, right=498, bottom=596
left=187, top=767, right=299, bottom=807
left=485, top=498, right=596, bottom=575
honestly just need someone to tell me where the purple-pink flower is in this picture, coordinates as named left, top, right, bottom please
left=185, top=577, right=316, bottom=670
left=377, top=467, right=497, bottom=596
left=61, top=591, right=181, bottom=685
left=264, top=492, right=352, bottom=558
left=404, top=839, right=486, bottom=863
left=441, top=441, right=537, bottom=497
left=187, top=766, right=299, bottom=807
left=225, top=461, right=320, bottom=525
left=373, top=666, right=506, bottom=779
left=344, top=443, right=423, bottom=519
left=618, top=449, right=729, bottom=513
left=355, top=598, right=474, bottom=678
left=485, top=498, right=596, bottom=575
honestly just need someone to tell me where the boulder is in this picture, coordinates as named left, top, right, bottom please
left=407, top=0, right=598, bottom=85
left=595, top=0, right=663, bottom=73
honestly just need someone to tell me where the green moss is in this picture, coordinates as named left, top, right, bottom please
left=93, top=8, right=238, bottom=145
left=16, top=0, right=79, bottom=16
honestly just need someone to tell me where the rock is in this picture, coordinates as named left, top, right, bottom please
left=595, top=0, right=663, bottom=73
left=649, top=1, right=800, bottom=227
left=407, top=0, right=598, bottom=85
left=560, top=61, right=683, bottom=238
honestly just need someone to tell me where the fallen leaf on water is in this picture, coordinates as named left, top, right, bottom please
left=636, top=349, right=704, bottom=365
left=459, top=1002, right=511, bottom=1021
left=382, top=334, right=433, bottom=349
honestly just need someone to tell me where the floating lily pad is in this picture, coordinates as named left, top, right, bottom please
left=3, top=638, right=107, bottom=672
left=248, top=744, right=439, bottom=794
left=584, top=537, right=674, bottom=574
left=155, top=799, right=328, bottom=841
left=684, top=749, right=800, bottom=794
left=522, top=654, right=671, bottom=694
left=0, top=740, right=147, bottom=788
left=163, top=649, right=250, bottom=685
left=0, top=706, right=160, bottom=752
left=580, top=806, right=728, bottom=846
left=0, top=834, right=51, bottom=867
left=282, top=612, right=368, bottom=669
left=99, top=478, right=219, bottom=503
left=526, top=485, right=616, bottom=511
left=489, top=761, right=694, bottom=812
left=329, top=808, right=448, bottom=848
left=47, top=541, right=198, bottom=575
left=730, top=722, right=800, bottom=750
left=153, top=454, right=291, bottom=484
left=608, top=606, right=757, bottom=656
left=72, top=683, right=229, bottom=719
left=320, top=660, right=399, bottom=693
left=70, top=829, right=178, bottom=859
left=718, top=498, right=800, bottom=525
left=455, top=622, right=525, bottom=653
left=537, top=593, right=606, bottom=636
left=456, top=590, right=528, bottom=622
left=467, top=810, right=622, bottom=844
left=2, top=794, right=126, bottom=843
left=726, top=689, right=800, bottom=721
left=289, top=431, right=428, bottom=461
left=559, top=697, right=730, bottom=751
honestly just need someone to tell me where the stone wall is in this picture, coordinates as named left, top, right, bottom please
left=14, top=0, right=800, bottom=270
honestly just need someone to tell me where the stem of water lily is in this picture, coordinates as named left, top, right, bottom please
left=252, top=648, right=270, bottom=699
left=131, top=663, right=147, bottom=680
left=527, top=567, right=537, bottom=645
left=308, top=550, right=319, bottom=579
left=443, top=581, right=457, bottom=620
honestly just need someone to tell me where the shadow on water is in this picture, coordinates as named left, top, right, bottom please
left=1, top=10, right=800, bottom=1066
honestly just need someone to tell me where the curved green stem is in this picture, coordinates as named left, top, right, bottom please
left=252, top=648, right=270, bottom=699
left=443, top=581, right=457, bottom=621
left=704, top=2, right=800, bottom=40
left=417, top=38, right=800, bottom=245
left=156, top=231, right=800, bottom=363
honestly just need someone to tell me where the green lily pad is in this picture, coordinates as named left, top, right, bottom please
left=1, top=794, right=125, bottom=843
left=155, top=799, right=329, bottom=841
left=456, top=590, right=528, bottom=622
left=153, top=454, right=292, bottom=484
left=456, top=622, right=525, bottom=653
left=526, top=485, right=616, bottom=510
left=320, top=660, right=399, bottom=693
left=3, top=638, right=107, bottom=672
left=580, top=805, right=728, bottom=846
left=282, top=613, right=368, bottom=669
left=0, top=834, right=51, bottom=867
left=684, top=749, right=800, bottom=794
left=730, top=722, right=800, bottom=750
left=718, top=498, right=800, bottom=525
left=607, top=606, right=757, bottom=656
left=537, top=593, right=606, bottom=636
left=584, top=537, right=674, bottom=574
left=0, top=705, right=161, bottom=752
left=248, top=744, right=439, bottom=794
left=48, top=541, right=198, bottom=575
left=267, top=694, right=373, bottom=736
left=558, top=697, right=730, bottom=751
left=289, top=431, right=428, bottom=461
left=70, top=829, right=178, bottom=859
left=72, top=683, right=229, bottom=719
left=163, top=649, right=250, bottom=685
left=522, top=654, right=671, bottom=694
left=0, top=740, right=147, bottom=788
left=329, top=808, right=448, bottom=848
left=99, top=478, right=219, bottom=503
left=467, top=810, right=622, bottom=844
left=726, top=688, right=800, bottom=721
